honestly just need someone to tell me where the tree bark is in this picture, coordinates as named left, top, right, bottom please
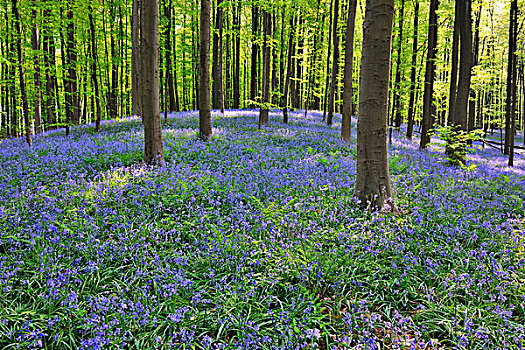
left=250, top=6, right=259, bottom=108
left=355, top=0, right=396, bottom=212
left=341, top=0, right=358, bottom=142
left=66, top=4, right=79, bottom=125
left=132, top=0, right=141, bottom=117
left=212, top=0, right=224, bottom=110
left=259, top=9, right=272, bottom=128
left=140, top=0, right=165, bottom=164
left=233, top=0, right=241, bottom=108
left=88, top=4, right=102, bottom=132
left=406, top=1, right=419, bottom=139
left=282, top=14, right=296, bottom=124
left=420, top=0, right=439, bottom=149
left=447, top=0, right=460, bottom=127
left=508, top=0, right=518, bottom=166
left=326, top=0, right=340, bottom=126
left=199, top=0, right=212, bottom=140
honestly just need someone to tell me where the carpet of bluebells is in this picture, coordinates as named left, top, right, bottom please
left=0, top=110, right=524, bottom=350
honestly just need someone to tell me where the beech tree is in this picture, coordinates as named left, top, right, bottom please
left=259, top=8, right=272, bottom=128
left=199, top=0, right=212, bottom=140
left=141, top=0, right=165, bottom=164
left=420, top=0, right=439, bottom=150
left=341, top=0, right=358, bottom=142
left=355, top=0, right=396, bottom=211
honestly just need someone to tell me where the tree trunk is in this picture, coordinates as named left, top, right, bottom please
left=212, top=0, right=224, bottom=110
left=341, top=0, right=358, bottom=142
left=164, top=0, right=176, bottom=114
left=233, top=0, right=241, bottom=109
left=508, top=0, right=518, bottom=166
left=259, top=9, right=272, bottom=128
left=199, top=0, right=212, bottom=140
left=355, top=0, right=396, bottom=212
left=65, top=5, right=79, bottom=126
left=282, top=14, right=296, bottom=124
left=31, top=4, right=43, bottom=134
left=250, top=6, right=259, bottom=108
left=393, top=0, right=405, bottom=130
left=327, top=0, right=340, bottom=126
left=406, top=2, right=419, bottom=139
left=140, top=0, right=165, bottom=164
left=323, top=0, right=334, bottom=122
left=88, top=4, right=102, bottom=132
left=420, top=0, right=439, bottom=149
left=447, top=1, right=460, bottom=127
left=132, top=0, right=141, bottom=117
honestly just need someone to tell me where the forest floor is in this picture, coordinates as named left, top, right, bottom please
left=0, top=110, right=524, bottom=349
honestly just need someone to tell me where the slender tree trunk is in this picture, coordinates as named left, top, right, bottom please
left=406, top=2, right=419, bottom=139
left=282, top=14, right=296, bottom=124
left=420, top=0, right=439, bottom=149
left=66, top=5, right=79, bottom=125
left=212, top=0, right=224, bottom=110
left=88, top=4, right=102, bottom=132
left=327, top=0, right=340, bottom=126
left=132, top=0, right=141, bottom=117
left=393, top=0, right=405, bottom=130
left=341, top=0, right=357, bottom=142
left=233, top=1, right=241, bottom=108
left=323, top=0, right=334, bottom=122
left=31, top=5, right=43, bottom=134
left=250, top=6, right=259, bottom=108
left=199, top=0, right=212, bottom=140
left=448, top=1, right=460, bottom=127
left=164, top=0, right=176, bottom=115
left=140, top=0, right=165, bottom=164
left=355, top=0, right=396, bottom=212
left=12, top=0, right=32, bottom=146
left=259, top=9, right=272, bottom=128
left=508, top=0, right=518, bottom=165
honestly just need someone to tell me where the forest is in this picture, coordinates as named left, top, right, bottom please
left=0, top=0, right=524, bottom=348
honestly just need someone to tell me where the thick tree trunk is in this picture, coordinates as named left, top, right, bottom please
left=88, top=5, right=102, bottom=132
left=406, top=2, right=419, bottom=139
left=199, top=0, right=212, bottom=140
left=341, top=0, right=358, bottom=142
left=31, top=5, right=43, bottom=134
left=132, top=0, right=141, bottom=117
left=355, top=0, right=395, bottom=212
left=327, top=0, right=340, bottom=126
left=453, top=0, right=472, bottom=132
left=259, top=9, right=272, bottom=128
left=140, top=0, right=165, bottom=164
left=420, top=0, right=439, bottom=149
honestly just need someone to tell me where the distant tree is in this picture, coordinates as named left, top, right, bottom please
left=282, top=12, right=296, bottom=124
left=341, top=0, right=358, bottom=142
left=88, top=3, right=102, bottom=132
left=212, top=0, right=224, bottom=111
left=11, top=0, right=32, bottom=146
left=259, top=8, right=272, bottom=128
left=326, top=0, right=340, bottom=127
left=140, top=0, right=165, bottom=164
left=132, top=0, right=141, bottom=117
left=507, top=0, right=518, bottom=166
left=199, top=0, right=212, bottom=140
left=31, top=1, right=43, bottom=134
left=406, top=1, right=419, bottom=140
left=355, top=0, right=396, bottom=212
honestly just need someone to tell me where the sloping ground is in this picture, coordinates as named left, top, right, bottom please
left=0, top=110, right=524, bottom=349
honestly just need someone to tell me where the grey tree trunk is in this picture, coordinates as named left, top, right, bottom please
left=259, top=9, right=272, bottom=128
left=406, top=2, right=419, bottom=139
left=326, top=0, right=340, bottom=127
left=355, top=0, right=396, bottom=212
left=31, top=4, right=43, bottom=134
left=132, top=0, right=141, bottom=117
